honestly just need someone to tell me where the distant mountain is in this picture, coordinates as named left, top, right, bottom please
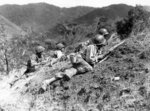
left=75, top=4, right=133, bottom=24
left=0, top=3, right=94, bottom=32
left=0, top=3, right=134, bottom=33
left=0, top=14, right=24, bottom=39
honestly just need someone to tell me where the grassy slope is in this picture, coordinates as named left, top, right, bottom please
left=42, top=36, right=150, bottom=111
left=1, top=31, right=150, bottom=110
left=0, top=15, right=24, bottom=39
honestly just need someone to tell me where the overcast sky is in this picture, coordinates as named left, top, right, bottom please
left=0, top=0, right=150, bottom=8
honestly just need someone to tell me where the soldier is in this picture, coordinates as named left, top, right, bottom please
left=50, top=43, right=66, bottom=66
left=82, top=28, right=109, bottom=66
left=24, top=46, right=46, bottom=76
left=10, top=54, right=44, bottom=87
left=24, top=55, right=39, bottom=75
left=35, top=45, right=45, bottom=63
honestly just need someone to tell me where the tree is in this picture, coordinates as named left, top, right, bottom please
left=0, top=24, right=11, bottom=74
left=0, top=23, right=40, bottom=74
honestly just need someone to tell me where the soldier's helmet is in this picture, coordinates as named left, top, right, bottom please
left=35, top=46, right=45, bottom=53
left=93, top=35, right=106, bottom=45
left=57, top=43, right=65, bottom=50
left=99, top=28, right=109, bottom=35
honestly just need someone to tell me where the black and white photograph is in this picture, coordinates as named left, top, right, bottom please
left=0, top=0, right=150, bottom=110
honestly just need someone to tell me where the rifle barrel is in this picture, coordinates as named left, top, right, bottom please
left=98, top=40, right=126, bottom=63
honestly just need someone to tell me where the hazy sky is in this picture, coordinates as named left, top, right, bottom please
left=0, top=0, right=150, bottom=7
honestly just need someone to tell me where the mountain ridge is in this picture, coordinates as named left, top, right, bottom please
left=0, top=3, right=94, bottom=32
left=75, top=4, right=133, bottom=24
left=0, top=3, right=133, bottom=32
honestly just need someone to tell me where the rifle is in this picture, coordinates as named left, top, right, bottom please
left=97, top=40, right=126, bottom=63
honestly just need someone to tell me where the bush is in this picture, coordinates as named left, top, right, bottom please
left=116, top=17, right=133, bottom=40
left=116, top=5, right=150, bottom=40
left=128, top=5, right=150, bottom=34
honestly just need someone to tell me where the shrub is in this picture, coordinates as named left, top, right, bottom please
left=116, top=5, right=150, bottom=40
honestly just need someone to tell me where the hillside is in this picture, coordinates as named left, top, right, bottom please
left=0, top=4, right=150, bottom=111
left=0, top=3, right=94, bottom=32
left=75, top=4, right=133, bottom=24
left=0, top=14, right=24, bottom=39
left=1, top=31, right=150, bottom=110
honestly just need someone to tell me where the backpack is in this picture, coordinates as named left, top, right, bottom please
left=54, top=50, right=64, bottom=59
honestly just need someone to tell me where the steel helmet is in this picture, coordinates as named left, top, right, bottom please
left=93, top=34, right=106, bottom=45
left=57, top=43, right=65, bottom=50
left=99, top=28, right=109, bottom=35
left=35, top=46, right=45, bottom=53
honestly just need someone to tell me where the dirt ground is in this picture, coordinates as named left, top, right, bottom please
left=1, top=35, right=150, bottom=111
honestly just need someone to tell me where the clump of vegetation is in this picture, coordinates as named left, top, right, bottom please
left=116, top=5, right=150, bottom=40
